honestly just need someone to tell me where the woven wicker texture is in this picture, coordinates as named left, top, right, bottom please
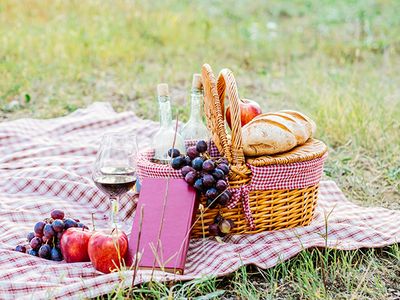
left=196, top=64, right=327, bottom=237
left=201, top=64, right=232, bottom=162
left=191, top=184, right=319, bottom=237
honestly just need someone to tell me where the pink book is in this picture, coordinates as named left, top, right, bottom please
left=127, top=177, right=198, bottom=275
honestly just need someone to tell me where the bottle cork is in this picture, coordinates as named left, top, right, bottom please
left=191, top=74, right=203, bottom=90
left=157, top=83, right=169, bottom=97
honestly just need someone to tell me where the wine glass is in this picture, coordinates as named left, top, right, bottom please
left=92, top=131, right=138, bottom=228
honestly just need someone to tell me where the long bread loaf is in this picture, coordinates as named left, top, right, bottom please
left=242, top=110, right=316, bottom=156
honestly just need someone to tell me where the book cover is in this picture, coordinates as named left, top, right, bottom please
left=127, top=177, right=198, bottom=275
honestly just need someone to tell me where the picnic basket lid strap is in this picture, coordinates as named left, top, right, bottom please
left=217, top=68, right=245, bottom=166
left=201, top=64, right=232, bottom=162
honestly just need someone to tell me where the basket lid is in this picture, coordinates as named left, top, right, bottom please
left=246, top=139, right=328, bottom=166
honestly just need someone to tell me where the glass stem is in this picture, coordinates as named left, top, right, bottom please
left=110, top=196, right=120, bottom=228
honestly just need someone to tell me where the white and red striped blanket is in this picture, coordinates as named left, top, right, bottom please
left=0, top=103, right=399, bottom=299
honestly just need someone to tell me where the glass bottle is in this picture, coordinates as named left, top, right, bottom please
left=151, top=83, right=185, bottom=162
left=181, top=74, right=210, bottom=141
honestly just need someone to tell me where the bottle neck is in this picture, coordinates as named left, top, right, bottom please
left=188, top=89, right=203, bottom=122
left=158, top=96, right=172, bottom=128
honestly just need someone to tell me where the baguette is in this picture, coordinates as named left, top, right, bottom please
left=242, top=110, right=316, bottom=156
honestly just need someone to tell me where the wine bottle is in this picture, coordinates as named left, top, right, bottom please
left=151, top=83, right=185, bottom=162
left=181, top=74, right=210, bottom=142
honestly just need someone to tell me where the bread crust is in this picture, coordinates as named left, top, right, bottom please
left=242, top=110, right=316, bottom=156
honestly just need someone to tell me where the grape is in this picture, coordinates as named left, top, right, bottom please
left=56, top=232, right=63, bottom=240
left=64, top=218, right=78, bottom=229
left=38, top=244, right=51, bottom=259
left=202, top=174, right=215, bottom=188
left=193, top=178, right=204, bottom=191
left=50, top=209, right=65, bottom=220
left=214, top=214, right=223, bottom=224
left=205, top=188, right=218, bottom=199
left=44, top=217, right=54, bottom=224
left=196, top=140, right=208, bottom=153
left=218, top=158, right=229, bottom=165
left=227, top=219, right=235, bottom=229
left=216, top=180, right=228, bottom=191
left=208, top=223, right=220, bottom=236
left=52, top=219, right=64, bottom=233
left=167, top=148, right=180, bottom=158
left=77, top=222, right=87, bottom=229
left=34, top=221, right=46, bottom=235
left=30, top=237, right=42, bottom=250
left=206, top=198, right=218, bottom=209
left=27, top=249, right=38, bottom=257
left=219, top=219, right=233, bottom=234
left=51, top=247, right=63, bottom=261
left=184, top=156, right=192, bottom=166
left=191, top=157, right=204, bottom=171
left=43, top=224, right=55, bottom=238
left=181, top=166, right=195, bottom=177
left=27, top=232, right=35, bottom=242
left=202, top=160, right=215, bottom=172
left=15, top=245, right=27, bottom=253
left=212, top=168, right=224, bottom=180
left=218, top=163, right=229, bottom=175
left=42, top=235, right=53, bottom=244
left=186, top=146, right=199, bottom=159
left=184, top=171, right=197, bottom=185
left=219, top=191, right=230, bottom=206
left=171, top=156, right=185, bottom=170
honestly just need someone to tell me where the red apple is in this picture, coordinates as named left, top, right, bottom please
left=60, top=227, right=92, bottom=263
left=88, top=229, right=128, bottom=274
left=226, top=98, right=262, bottom=129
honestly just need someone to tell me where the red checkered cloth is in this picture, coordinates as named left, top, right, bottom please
left=138, top=139, right=326, bottom=230
left=136, top=141, right=219, bottom=180
left=248, top=153, right=327, bottom=190
left=184, top=139, right=221, bottom=157
left=137, top=149, right=183, bottom=179
left=0, top=103, right=399, bottom=299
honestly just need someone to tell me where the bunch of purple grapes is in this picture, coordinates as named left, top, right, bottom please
left=208, top=214, right=235, bottom=237
left=169, top=140, right=232, bottom=208
left=15, top=209, right=88, bottom=261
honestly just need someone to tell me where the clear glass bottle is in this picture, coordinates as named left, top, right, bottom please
left=181, top=74, right=210, bottom=141
left=151, top=83, right=185, bottom=162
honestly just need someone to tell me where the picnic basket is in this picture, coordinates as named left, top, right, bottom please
left=189, top=64, right=328, bottom=237
left=136, top=64, right=327, bottom=238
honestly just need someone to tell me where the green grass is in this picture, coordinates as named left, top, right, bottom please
left=1, top=0, right=399, bottom=298
left=103, top=246, right=400, bottom=299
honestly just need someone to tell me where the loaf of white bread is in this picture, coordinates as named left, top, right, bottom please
left=241, top=110, right=316, bottom=156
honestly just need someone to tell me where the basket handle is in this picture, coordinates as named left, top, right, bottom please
left=217, top=69, right=245, bottom=166
left=201, top=64, right=232, bottom=162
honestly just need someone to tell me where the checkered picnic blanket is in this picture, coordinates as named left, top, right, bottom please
left=0, top=103, right=399, bottom=299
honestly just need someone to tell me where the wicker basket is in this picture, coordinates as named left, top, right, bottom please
left=190, top=64, right=328, bottom=238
